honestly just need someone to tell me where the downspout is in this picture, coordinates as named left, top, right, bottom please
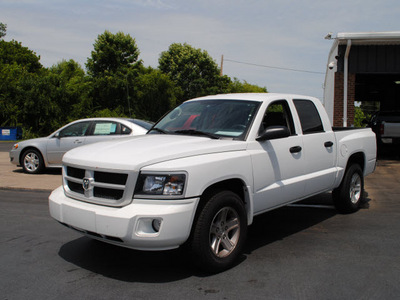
left=343, top=39, right=352, bottom=127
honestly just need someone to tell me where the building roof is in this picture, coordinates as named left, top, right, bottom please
left=337, top=31, right=400, bottom=45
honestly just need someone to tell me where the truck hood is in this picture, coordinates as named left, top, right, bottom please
left=63, top=134, right=247, bottom=171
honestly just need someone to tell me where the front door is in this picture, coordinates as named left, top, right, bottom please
left=46, top=121, right=91, bottom=164
left=250, top=100, right=306, bottom=214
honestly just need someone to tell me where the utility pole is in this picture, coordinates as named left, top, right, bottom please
left=220, top=55, right=224, bottom=76
left=126, top=74, right=131, bottom=118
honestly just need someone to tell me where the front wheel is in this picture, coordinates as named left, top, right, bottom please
left=190, top=190, right=247, bottom=273
left=333, top=164, right=364, bottom=214
left=22, top=149, right=44, bottom=174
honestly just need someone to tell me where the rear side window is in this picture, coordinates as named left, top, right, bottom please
left=92, top=122, right=118, bottom=135
left=293, top=100, right=324, bottom=134
left=121, top=125, right=132, bottom=135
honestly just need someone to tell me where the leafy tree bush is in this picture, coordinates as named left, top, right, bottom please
left=228, top=78, right=267, bottom=93
left=133, top=67, right=181, bottom=121
left=86, top=31, right=142, bottom=117
left=1, top=28, right=269, bottom=138
left=159, top=43, right=230, bottom=102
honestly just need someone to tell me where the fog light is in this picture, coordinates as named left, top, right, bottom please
left=152, top=219, right=162, bottom=232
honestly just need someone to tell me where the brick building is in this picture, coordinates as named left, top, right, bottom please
left=323, top=32, right=400, bottom=127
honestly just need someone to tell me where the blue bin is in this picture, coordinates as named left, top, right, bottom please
left=0, top=127, right=22, bottom=140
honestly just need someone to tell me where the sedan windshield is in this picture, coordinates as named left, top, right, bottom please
left=150, top=99, right=260, bottom=140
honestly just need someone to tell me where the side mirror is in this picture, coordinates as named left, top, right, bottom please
left=256, top=126, right=290, bottom=141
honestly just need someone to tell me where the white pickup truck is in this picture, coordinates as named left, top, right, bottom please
left=49, top=93, right=376, bottom=272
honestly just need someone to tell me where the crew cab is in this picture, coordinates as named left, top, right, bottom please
left=49, top=93, right=376, bottom=272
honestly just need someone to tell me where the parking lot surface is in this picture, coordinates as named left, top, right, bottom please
left=1, top=141, right=400, bottom=299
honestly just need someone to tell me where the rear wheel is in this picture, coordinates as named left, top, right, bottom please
left=22, top=149, right=44, bottom=174
left=333, top=164, right=364, bottom=214
left=191, top=190, right=247, bottom=273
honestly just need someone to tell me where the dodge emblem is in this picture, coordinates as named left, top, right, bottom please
left=82, top=178, right=90, bottom=191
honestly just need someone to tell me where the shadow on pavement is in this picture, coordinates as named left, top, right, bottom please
left=12, top=168, right=62, bottom=175
left=57, top=193, right=356, bottom=282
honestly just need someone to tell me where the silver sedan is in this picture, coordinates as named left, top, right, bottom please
left=9, top=118, right=153, bottom=174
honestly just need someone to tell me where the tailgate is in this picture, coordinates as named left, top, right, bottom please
left=382, top=122, right=400, bottom=137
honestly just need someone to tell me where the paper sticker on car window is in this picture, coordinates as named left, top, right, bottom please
left=94, top=123, right=115, bottom=135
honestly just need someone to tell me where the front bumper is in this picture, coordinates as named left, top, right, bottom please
left=9, top=150, right=19, bottom=165
left=49, top=186, right=200, bottom=250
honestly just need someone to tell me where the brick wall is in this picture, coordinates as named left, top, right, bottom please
left=333, top=72, right=356, bottom=127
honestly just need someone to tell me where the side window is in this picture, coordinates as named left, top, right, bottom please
left=259, top=100, right=295, bottom=135
left=92, top=122, right=118, bottom=135
left=59, top=122, right=90, bottom=137
left=121, top=125, right=132, bottom=135
left=293, top=99, right=324, bottom=134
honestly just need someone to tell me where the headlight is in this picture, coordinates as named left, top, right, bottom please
left=135, top=173, right=186, bottom=197
left=12, top=143, right=19, bottom=150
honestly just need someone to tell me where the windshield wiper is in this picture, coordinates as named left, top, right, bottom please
left=149, top=127, right=167, bottom=134
left=174, top=129, right=220, bottom=139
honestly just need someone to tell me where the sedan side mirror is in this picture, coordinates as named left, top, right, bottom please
left=256, top=126, right=290, bottom=141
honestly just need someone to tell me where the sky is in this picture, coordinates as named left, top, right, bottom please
left=2, top=0, right=400, bottom=100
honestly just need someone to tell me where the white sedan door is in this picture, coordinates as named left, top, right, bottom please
left=46, top=121, right=91, bottom=165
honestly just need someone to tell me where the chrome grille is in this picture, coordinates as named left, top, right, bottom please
left=63, top=165, right=135, bottom=207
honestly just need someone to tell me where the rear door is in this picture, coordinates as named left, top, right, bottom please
left=84, top=120, right=131, bottom=145
left=293, top=99, right=337, bottom=195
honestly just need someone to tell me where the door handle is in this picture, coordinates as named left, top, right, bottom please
left=290, top=146, right=302, bottom=153
left=74, top=140, right=83, bottom=144
left=324, top=141, right=334, bottom=147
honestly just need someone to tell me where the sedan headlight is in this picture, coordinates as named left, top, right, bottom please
left=135, top=173, right=186, bottom=197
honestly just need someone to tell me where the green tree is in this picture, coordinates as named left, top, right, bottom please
left=133, top=67, right=181, bottom=121
left=86, top=31, right=142, bottom=116
left=0, top=39, right=42, bottom=73
left=48, top=59, right=92, bottom=125
left=228, top=78, right=267, bottom=93
left=0, top=39, right=44, bottom=130
left=158, top=43, right=230, bottom=102
left=86, top=30, right=141, bottom=77
left=0, top=22, right=6, bottom=39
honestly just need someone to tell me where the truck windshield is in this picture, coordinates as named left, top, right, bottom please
left=149, top=99, right=260, bottom=140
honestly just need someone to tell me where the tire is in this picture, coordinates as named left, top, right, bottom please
left=333, top=164, right=364, bottom=214
left=190, top=190, right=247, bottom=273
left=21, top=149, right=44, bottom=174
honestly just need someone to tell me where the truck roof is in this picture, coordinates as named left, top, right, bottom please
left=189, top=93, right=320, bottom=103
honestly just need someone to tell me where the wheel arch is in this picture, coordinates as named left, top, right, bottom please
left=19, top=146, right=46, bottom=167
left=194, top=178, right=252, bottom=227
left=345, top=151, right=366, bottom=173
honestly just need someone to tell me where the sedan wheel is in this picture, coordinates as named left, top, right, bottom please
left=22, top=149, right=44, bottom=174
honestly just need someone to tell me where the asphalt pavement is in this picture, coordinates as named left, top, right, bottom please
left=1, top=141, right=400, bottom=298
left=0, top=142, right=61, bottom=191
left=1, top=160, right=400, bottom=299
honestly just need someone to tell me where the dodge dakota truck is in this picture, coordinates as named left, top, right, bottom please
left=49, top=93, right=377, bottom=272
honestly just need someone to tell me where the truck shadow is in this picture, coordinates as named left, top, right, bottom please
left=58, top=193, right=371, bottom=282
left=12, top=168, right=62, bottom=175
